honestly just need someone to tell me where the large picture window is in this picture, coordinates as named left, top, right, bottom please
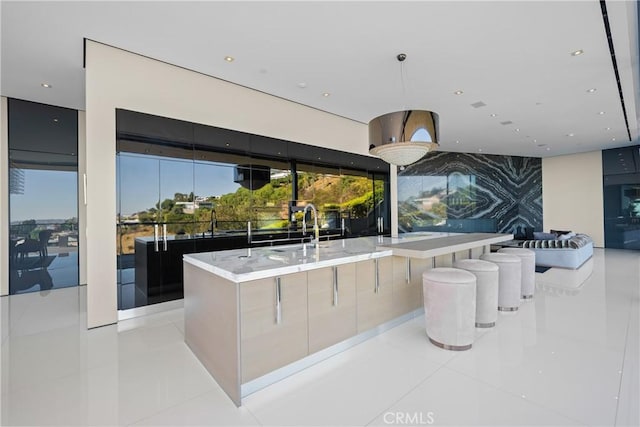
left=8, top=99, right=79, bottom=295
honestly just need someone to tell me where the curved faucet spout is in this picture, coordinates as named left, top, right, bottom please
left=210, top=209, right=217, bottom=236
left=302, top=203, right=319, bottom=243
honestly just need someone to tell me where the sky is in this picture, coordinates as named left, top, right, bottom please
left=118, top=153, right=243, bottom=216
left=10, top=169, right=77, bottom=222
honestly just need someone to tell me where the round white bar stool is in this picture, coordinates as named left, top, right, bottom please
left=480, top=253, right=521, bottom=311
left=422, top=268, right=476, bottom=351
left=498, top=247, right=536, bottom=299
left=453, top=259, right=499, bottom=328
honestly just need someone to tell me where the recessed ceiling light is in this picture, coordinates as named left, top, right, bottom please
left=455, top=140, right=460, bottom=144
left=546, top=147, right=551, bottom=151
left=571, top=49, right=584, bottom=56
left=567, top=133, right=574, bottom=137
left=599, top=111, right=605, bottom=115
left=478, top=148, right=483, bottom=152
left=586, top=88, right=597, bottom=93
left=41, top=83, right=52, bottom=88
left=322, top=92, right=330, bottom=97
left=533, top=139, right=537, bottom=143
left=606, top=127, right=612, bottom=131
left=612, top=138, right=616, bottom=141
left=53, top=118, right=59, bottom=122
left=490, top=113, right=497, bottom=117
left=515, top=128, right=520, bottom=132
left=298, top=83, right=307, bottom=88
left=454, top=90, right=463, bottom=95
left=224, top=56, right=234, bottom=62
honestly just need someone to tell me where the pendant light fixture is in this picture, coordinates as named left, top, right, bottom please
left=368, top=54, right=439, bottom=166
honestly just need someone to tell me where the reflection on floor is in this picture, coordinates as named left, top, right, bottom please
left=9, top=249, right=79, bottom=295
left=535, top=257, right=595, bottom=296
left=1, top=248, right=638, bottom=426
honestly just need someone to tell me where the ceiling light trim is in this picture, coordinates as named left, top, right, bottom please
left=599, top=0, right=632, bottom=142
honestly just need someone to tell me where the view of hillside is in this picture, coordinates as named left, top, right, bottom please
left=118, top=172, right=383, bottom=254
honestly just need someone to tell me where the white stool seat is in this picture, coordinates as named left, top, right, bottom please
left=480, top=253, right=522, bottom=311
left=498, top=247, right=536, bottom=299
left=422, top=268, right=476, bottom=351
left=453, top=259, right=499, bottom=328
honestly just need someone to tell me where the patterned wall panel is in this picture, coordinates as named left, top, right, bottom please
left=398, top=151, right=542, bottom=235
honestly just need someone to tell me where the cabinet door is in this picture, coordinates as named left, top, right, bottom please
left=240, top=272, right=308, bottom=383
left=410, top=257, right=431, bottom=307
left=392, top=256, right=411, bottom=317
left=356, top=258, right=394, bottom=333
left=392, top=257, right=429, bottom=317
left=308, top=264, right=357, bottom=354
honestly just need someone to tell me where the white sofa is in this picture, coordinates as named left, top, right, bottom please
left=520, top=234, right=593, bottom=269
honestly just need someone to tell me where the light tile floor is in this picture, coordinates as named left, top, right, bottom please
left=0, top=248, right=638, bottom=426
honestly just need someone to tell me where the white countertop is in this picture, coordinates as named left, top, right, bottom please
left=182, top=232, right=484, bottom=282
left=376, top=232, right=514, bottom=259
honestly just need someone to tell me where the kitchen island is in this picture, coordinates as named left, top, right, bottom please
left=183, top=232, right=512, bottom=405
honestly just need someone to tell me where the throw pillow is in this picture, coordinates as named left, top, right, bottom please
left=525, top=227, right=535, bottom=240
left=533, top=231, right=556, bottom=240
left=551, top=229, right=571, bottom=237
left=558, top=232, right=576, bottom=240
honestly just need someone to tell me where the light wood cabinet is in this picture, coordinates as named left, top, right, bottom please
left=307, top=264, right=357, bottom=353
left=392, top=256, right=431, bottom=317
left=240, top=272, right=308, bottom=382
left=356, top=257, right=394, bottom=333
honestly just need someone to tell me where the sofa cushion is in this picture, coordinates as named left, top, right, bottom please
left=533, top=231, right=556, bottom=240
left=521, top=233, right=592, bottom=250
left=558, top=232, right=576, bottom=240
left=551, top=229, right=572, bottom=237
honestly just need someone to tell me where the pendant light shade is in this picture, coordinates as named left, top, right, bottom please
left=369, top=110, right=439, bottom=166
left=368, top=54, right=440, bottom=166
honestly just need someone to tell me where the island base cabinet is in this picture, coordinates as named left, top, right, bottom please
left=240, top=272, right=308, bottom=383
left=392, top=257, right=428, bottom=317
left=183, top=263, right=241, bottom=405
left=356, top=258, right=394, bottom=333
left=308, top=265, right=357, bottom=354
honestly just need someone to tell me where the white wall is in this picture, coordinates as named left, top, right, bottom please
left=1, top=97, right=8, bottom=296
left=85, top=41, right=369, bottom=328
left=542, top=150, right=604, bottom=247
left=78, top=111, right=87, bottom=286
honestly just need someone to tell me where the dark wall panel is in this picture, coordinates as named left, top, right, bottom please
left=398, top=151, right=542, bottom=236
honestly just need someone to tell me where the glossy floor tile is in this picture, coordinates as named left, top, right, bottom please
left=0, top=248, right=638, bottom=426
left=367, top=367, right=583, bottom=426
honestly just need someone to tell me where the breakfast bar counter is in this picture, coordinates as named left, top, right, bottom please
left=183, top=232, right=512, bottom=405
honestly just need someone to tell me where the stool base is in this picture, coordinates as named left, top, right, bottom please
left=522, top=295, right=534, bottom=300
left=498, top=306, right=519, bottom=312
left=476, top=321, right=495, bottom=328
left=428, top=337, right=472, bottom=351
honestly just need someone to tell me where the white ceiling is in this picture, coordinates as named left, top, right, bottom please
left=1, top=0, right=639, bottom=158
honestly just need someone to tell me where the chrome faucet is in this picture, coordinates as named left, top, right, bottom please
left=210, top=209, right=217, bottom=236
left=302, top=203, right=319, bottom=244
